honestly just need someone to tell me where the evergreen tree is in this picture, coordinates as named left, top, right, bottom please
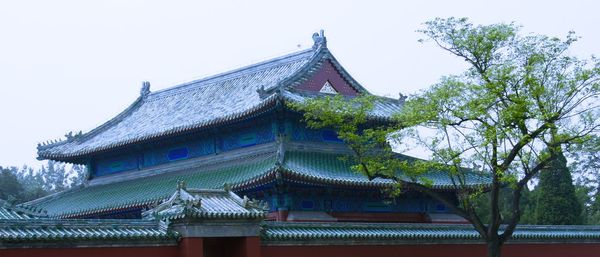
left=535, top=150, right=582, bottom=224
left=588, top=183, right=600, bottom=224
left=474, top=186, right=537, bottom=224
left=0, top=161, right=86, bottom=204
left=574, top=182, right=593, bottom=224
left=519, top=187, right=538, bottom=224
left=0, top=167, right=25, bottom=203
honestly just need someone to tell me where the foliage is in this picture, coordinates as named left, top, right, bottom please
left=566, top=134, right=600, bottom=224
left=474, top=186, right=537, bottom=225
left=0, top=161, right=85, bottom=204
left=534, top=149, right=582, bottom=224
left=574, top=182, right=594, bottom=224
left=289, top=94, right=431, bottom=190
left=570, top=134, right=600, bottom=180
left=292, top=17, right=600, bottom=257
left=0, top=168, right=26, bottom=203
left=587, top=183, right=600, bottom=224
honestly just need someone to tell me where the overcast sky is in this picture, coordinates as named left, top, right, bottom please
left=0, top=0, right=598, bottom=168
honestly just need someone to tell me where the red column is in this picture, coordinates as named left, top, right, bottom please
left=179, top=237, right=204, bottom=257
left=243, top=236, right=261, bottom=257
left=276, top=208, right=288, bottom=221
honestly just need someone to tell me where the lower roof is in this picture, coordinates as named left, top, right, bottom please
left=22, top=143, right=489, bottom=218
left=24, top=149, right=277, bottom=218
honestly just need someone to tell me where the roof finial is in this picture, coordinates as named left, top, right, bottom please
left=177, top=180, right=187, bottom=190
left=256, top=85, right=268, bottom=99
left=398, top=93, right=407, bottom=105
left=312, top=29, right=327, bottom=50
left=223, top=183, right=232, bottom=192
left=140, top=81, right=151, bottom=98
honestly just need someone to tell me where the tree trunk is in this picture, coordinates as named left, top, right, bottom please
left=487, top=238, right=502, bottom=257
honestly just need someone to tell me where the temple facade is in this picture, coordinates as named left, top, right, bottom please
left=28, top=30, right=478, bottom=223
left=2, top=31, right=600, bottom=257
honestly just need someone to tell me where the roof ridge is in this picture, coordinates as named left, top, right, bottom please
left=149, top=48, right=315, bottom=99
left=37, top=96, right=145, bottom=155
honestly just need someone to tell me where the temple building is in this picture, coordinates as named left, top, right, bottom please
left=2, top=31, right=600, bottom=257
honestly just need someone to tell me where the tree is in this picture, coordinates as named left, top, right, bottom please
left=0, top=162, right=86, bottom=204
left=567, top=134, right=600, bottom=224
left=474, top=186, right=537, bottom=225
left=570, top=134, right=600, bottom=180
left=574, top=182, right=594, bottom=224
left=292, top=17, right=600, bottom=257
left=586, top=182, right=600, bottom=224
left=534, top=149, right=582, bottom=224
left=0, top=167, right=25, bottom=203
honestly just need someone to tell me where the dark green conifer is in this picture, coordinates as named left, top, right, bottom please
left=535, top=150, right=582, bottom=224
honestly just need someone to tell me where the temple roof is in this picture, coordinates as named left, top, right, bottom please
left=261, top=222, right=600, bottom=245
left=37, top=33, right=402, bottom=162
left=23, top=143, right=489, bottom=218
left=24, top=147, right=277, bottom=218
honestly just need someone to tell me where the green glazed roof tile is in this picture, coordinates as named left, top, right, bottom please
left=24, top=144, right=489, bottom=218
left=0, top=206, right=32, bottom=220
left=283, top=151, right=490, bottom=189
left=0, top=219, right=174, bottom=241
left=143, top=187, right=268, bottom=221
left=262, top=222, right=600, bottom=243
left=0, top=203, right=174, bottom=242
left=23, top=152, right=277, bottom=218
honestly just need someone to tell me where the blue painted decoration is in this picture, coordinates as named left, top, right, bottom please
left=321, top=129, right=343, bottom=142
left=301, top=200, right=315, bottom=210
left=221, top=122, right=275, bottom=151
left=168, top=147, right=189, bottom=161
left=291, top=121, right=343, bottom=143
left=144, top=137, right=215, bottom=167
left=95, top=154, right=138, bottom=177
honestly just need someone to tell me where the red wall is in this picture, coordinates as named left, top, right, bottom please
left=262, top=243, right=600, bottom=257
left=4, top=240, right=600, bottom=257
left=0, top=246, right=178, bottom=257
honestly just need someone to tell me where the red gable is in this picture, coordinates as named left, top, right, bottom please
left=295, top=60, right=359, bottom=96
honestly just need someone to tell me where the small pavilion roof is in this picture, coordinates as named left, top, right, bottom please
left=142, top=183, right=268, bottom=221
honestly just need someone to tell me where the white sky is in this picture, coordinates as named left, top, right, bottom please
left=0, top=0, right=598, bottom=168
